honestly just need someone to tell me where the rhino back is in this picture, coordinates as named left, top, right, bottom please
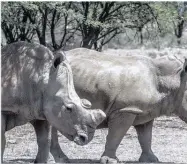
left=2, top=41, right=53, bottom=116
left=66, top=48, right=162, bottom=113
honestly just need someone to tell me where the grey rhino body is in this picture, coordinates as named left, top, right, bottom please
left=1, top=43, right=106, bottom=163
left=50, top=48, right=187, bottom=163
left=104, top=48, right=187, bottom=162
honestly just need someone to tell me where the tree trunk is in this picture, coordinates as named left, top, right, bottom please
left=174, top=2, right=186, bottom=45
left=138, top=27, right=143, bottom=45
left=81, top=36, right=93, bottom=49
left=175, top=19, right=184, bottom=45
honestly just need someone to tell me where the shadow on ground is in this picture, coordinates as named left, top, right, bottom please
left=4, top=158, right=176, bottom=164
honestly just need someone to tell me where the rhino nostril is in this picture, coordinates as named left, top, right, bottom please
left=79, top=134, right=87, bottom=143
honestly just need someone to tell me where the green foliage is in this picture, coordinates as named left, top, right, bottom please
left=1, top=2, right=187, bottom=49
left=151, top=2, right=187, bottom=36
left=70, top=2, right=157, bottom=49
left=1, top=2, right=35, bottom=43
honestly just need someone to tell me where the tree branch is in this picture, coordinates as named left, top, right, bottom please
left=51, top=8, right=57, bottom=49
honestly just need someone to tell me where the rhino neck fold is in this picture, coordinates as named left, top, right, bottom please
left=60, top=62, right=81, bottom=104
left=158, top=72, right=187, bottom=116
left=158, top=75, right=180, bottom=92
left=47, top=61, right=81, bottom=106
left=173, top=71, right=187, bottom=115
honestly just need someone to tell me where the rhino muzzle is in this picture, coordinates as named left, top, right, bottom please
left=73, top=133, right=88, bottom=145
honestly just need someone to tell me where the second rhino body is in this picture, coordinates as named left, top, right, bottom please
left=51, top=48, right=187, bottom=164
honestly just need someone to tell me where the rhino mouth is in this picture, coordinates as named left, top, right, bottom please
left=63, top=131, right=95, bottom=146
left=63, top=133, right=74, bottom=141
left=63, top=133, right=87, bottom=145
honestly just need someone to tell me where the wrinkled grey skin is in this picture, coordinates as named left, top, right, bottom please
left=132, top=60, right=187, bottom=163
left=50, top=48, right=187, bottom=164
left=104, top=49, right=187, bottom=162
left=1, top=43, right=106, bottom=163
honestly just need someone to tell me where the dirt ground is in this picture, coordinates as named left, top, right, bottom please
left=3, top=116, right=187, bottom=164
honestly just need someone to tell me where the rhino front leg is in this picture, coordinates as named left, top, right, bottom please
left=134, top=120, right=159, bottom=162
left=101, top=112, right=136, bottom=164
left=31, top=120, right=51, bottom=163
left=1, top=114, right=6, bottom=162
left=50, top=127, right=69, bottom=163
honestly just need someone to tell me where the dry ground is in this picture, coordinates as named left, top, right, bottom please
left=3, top=116, right=187, bottom=164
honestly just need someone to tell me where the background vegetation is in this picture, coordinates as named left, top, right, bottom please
left=1, top=1, right=187, bottom=51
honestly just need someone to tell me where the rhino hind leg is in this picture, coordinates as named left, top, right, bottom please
left=1, top=114, right=7, bottom=162
left=30, top=120, right=51, bottom=163
left=134, top=120, right=159, bottom=162
left=101, top=112, right=136, bottom=164
left=50, top=127, right=69, bottom=163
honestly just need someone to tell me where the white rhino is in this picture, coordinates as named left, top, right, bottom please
left=105, top=48, right=187, bottom=162
left=1, top=43, right=106, bottom=163
left=50, top=48, right=187, bottom=164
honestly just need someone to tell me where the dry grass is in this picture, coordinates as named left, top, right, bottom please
left=3, top=116, right=187, bottom=164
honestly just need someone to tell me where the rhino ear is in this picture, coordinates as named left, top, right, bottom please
left=81, top=99, right=92, bottom=109
left=53, top=51, right=66, bottom=68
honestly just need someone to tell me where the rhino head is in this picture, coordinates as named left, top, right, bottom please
left=155, top=55, right=187, bottom=117
left=43, top=51, right=106, bottom=145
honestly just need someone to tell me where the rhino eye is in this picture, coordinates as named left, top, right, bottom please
left=66, top=107, right=72, bottom=112
left=185, top=65, right=187, bottom=72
